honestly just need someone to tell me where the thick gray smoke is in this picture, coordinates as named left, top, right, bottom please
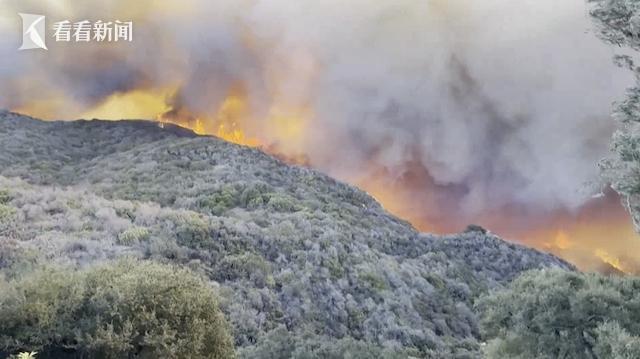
left=0, top=0, right=632, bottom=221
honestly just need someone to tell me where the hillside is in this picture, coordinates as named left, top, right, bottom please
left=0, top=110, right=572, bottom=357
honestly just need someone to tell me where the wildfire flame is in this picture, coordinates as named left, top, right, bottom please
left=3, top=0, right=639, bottom=276
left=594, top=249, right=624, bottom=273
left=11, top=87, right=640, bottom=275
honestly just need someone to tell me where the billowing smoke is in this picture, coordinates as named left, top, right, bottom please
left=0, top=0, right=636, bottom=267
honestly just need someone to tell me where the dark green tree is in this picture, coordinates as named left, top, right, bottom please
left=590, top=0, right=640, bottom=230
left=477, top=269, right=640, bottom=359
left=0, top=259, right=235, bottom=359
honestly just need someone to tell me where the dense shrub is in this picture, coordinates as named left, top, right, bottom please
left=594, top=321, right=640, bottom=358
left=0, top=114, right=574, bottom=356
left=0, top=259, right=235, bottom=359
left=265, top=193, right=300, bottom=212
left=173, top=213, right=213, bottom=249
left=589, top=0, right=640, bottom=231
left=239, top=182, right=271, bottom=209
left=0, top=189, right=12, bottom=204
left=0, top=238, right=27, bottom=271
left=116, top=226, right=150, bottom=245
left=215, top=253, right=273, bottom=288
left=0, top=204, right=17, bottom=236
left=237, top=327, right=414, bottom=359
left=198, top=186, right=240, bottom=215
left=478, top=269, right=640, bottom=359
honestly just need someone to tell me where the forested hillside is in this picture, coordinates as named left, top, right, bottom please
left=0, top=111, right=573, bottom=357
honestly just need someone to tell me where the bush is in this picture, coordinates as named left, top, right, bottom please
left=0, top=204, right=17, bottom=236
left=237, top=327, right=413, bottom=359
left=117, top=226, right=150, bottom=245
left=239, top=182, right=271, bottom=209
left=477, top=269, right=640, bottom=359
left=198, top=187, right=240, bottom=215
left=173, top=213, right=213, bottom=249
left=266, top=194, right=300, bottom=212
left=0, top=204, right=16, bottom=221
left=594, top=321, right=640, bottom=359
left=0, top=189, right=12, bottom=204
left=0, top=238, right=25, bottom=271
left=0, top=259, right=235, bottom=359
left=216, top=253, right=273, bottom=288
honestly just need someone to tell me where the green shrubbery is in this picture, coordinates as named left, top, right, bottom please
left=239, top=182, right=271, bottom=209
left=116, top=226, right=150, bottom=245
left=0, top=189, right=12, bottom=204
left=266, top=194, right=300, bottom=212
left=478, top=269, right=640, bottom=359
left=237, top=327, right=414, bottom=359
left=199, top=187, right=239, bottom=215
left=197, top=183, right=300, bottom=215
left=0, top=259, right=235, bottom=359
left=590, top=0, right=640, bottom=231
left=215, top=253, right=274, bottom=288
left=0, top=204, right=17, bottom=236
left=173, top=213, right=213, bottom=249
left=0, top=115, right=576, bottom=356
left=594, top=321, right=640, bottom=358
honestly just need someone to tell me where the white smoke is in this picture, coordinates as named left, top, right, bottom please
left=260, top=0, right=630, bottom=214
left=248, top=0, right=632, bottom=216
left=0, top=0, right=632, bottom=219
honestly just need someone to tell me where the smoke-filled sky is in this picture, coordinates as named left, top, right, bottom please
left=0, top=0, right=638, bottom=271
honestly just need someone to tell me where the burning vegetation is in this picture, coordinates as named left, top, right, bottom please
left=16, top=85, right=638, bottom=275
left=2, top=0, right=639, bottom=274
left=4, top=0, right=640, bottom=356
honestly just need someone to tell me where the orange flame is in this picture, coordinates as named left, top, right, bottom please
left=594, top=249, right=625, bottom=273
left=12, top=88, right=640, bottom=275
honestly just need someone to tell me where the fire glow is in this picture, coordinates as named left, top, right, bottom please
left=3, top=0, right=639, bottom=274
left=15, top=87, right=639, bottom=275
left=163, top=102, right=640, bottom=275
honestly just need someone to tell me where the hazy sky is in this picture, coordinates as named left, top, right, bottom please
left=0, top=0, right=633, bottom=221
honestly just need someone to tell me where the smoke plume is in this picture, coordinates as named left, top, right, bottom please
left=0, top=0, right=637, bottom=269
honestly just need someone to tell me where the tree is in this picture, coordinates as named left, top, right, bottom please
left=477, top=269, right=640, bottom=359
left=594, top=321, right=640, bottom=359
left=0, top=259, right=235, bottom=359
left=589, top=0, right=640, bottom=229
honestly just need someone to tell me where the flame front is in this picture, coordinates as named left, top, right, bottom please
left=16, top=87, right=635, bottom=275
left=595, top=249, right=624, bottom=273
left=4, top=0, right=639, bottom=275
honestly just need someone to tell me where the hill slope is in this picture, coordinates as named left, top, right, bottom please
left=0, top=111, right=572, bottom=357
